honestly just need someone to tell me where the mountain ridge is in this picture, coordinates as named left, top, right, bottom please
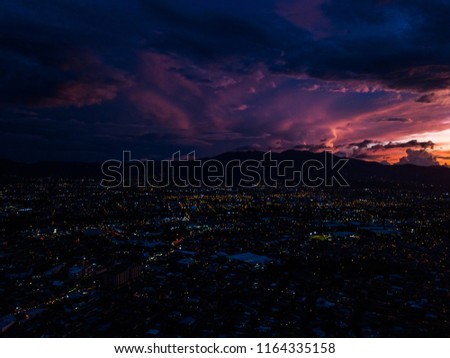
left=1, top=150, right=449, bottom=188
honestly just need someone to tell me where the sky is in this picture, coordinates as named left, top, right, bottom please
left=1, top=0, right=450, bottom=165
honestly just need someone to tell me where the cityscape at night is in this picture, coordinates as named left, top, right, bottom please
left=0, top=163, right=449, bottom=337
left=1, top=0, right=450, bottom=341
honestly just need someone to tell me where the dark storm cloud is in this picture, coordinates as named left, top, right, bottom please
left=3, top=0, right=450, bottom=95
left=277, top=0, right=450, bottom=92
left=348, top=139, right=434, bottom=151
left=347, top=139, right=376, bottom=149
left=415, top=93, right=436, bottom=103
left=376, top=117, right=412, bottom=123
left=382, top=140, right=434, bottom=150
left=0, top=1, right=141, bottom=108
left=140, top=0, right=279, bottom=61
left=1, top=0, right=450, bottom=162
left=134, top=0, right=450, bottom=94
left=3, top=0, right=450, bottom=100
